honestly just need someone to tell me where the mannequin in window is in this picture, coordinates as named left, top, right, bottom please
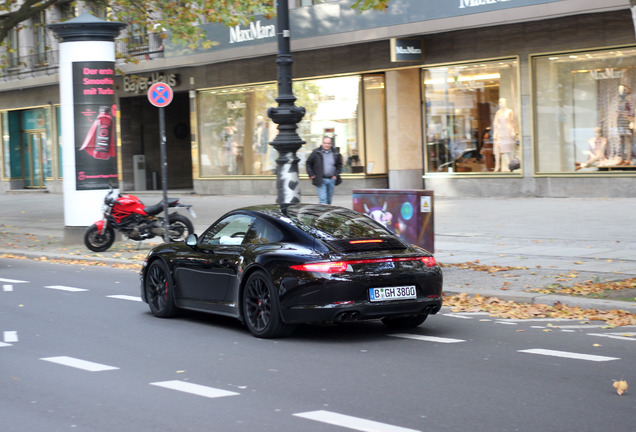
left=617, top=85, right=633, bottom=165
left=576, top=127, right=607, bottom=170
left=493, top=98, right=517, bottom=172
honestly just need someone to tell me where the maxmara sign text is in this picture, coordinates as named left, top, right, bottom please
left=229, top=20, right=276, bottom=44
left=459, top=0, right=512, bottom=7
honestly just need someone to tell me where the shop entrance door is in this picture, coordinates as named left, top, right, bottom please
left=24, top=131, right=46, bottom=188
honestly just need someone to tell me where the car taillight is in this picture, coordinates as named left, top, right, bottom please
left=290, top=256, right=437, bottom=274
left=420, top=256, right=437, bottom=267
left=290, top=262, right=348, bottom=273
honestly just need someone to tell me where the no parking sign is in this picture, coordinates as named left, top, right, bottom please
left=148, top=82, right=173, bottom=107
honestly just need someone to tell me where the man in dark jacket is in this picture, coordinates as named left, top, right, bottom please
left=305, top=135, right=343, bottom=204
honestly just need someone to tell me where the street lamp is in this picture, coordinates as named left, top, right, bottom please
left=267, top=0, right=306, bottom=204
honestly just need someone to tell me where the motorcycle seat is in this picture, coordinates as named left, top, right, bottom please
left=144, top=198, right=180, bottom=216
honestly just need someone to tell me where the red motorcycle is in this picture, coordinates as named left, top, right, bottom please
left=84, top=187, right=196, bottom=252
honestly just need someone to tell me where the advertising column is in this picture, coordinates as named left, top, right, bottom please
left=49, top=14, right=126, bottom=242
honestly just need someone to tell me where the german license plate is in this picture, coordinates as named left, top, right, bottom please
left=369, top=286, right=417, bottom=302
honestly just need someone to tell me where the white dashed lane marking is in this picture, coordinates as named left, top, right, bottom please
left=294, top=410, right=421, bottom=432
left=150, top=381, right=239, bottom=399
left=4, top=331, right=18, bottom=343
left=40, top=356, right=119, bottom=371
left=44, top=285, right=88, bottom=292
left=107, top=295, right=142, bottom=302
left=518, top=349, right=619, bottom=362
left=1, top=278, right=28, bottom=291
left=588, top=333, right=636, bottom=341
left=389, top=334, right=465, bottom=343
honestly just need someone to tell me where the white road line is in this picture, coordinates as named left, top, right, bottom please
left=4, top=331, right=18, bottom=343
left=0, top=342, right=11, bottom=348
left=44, top=285, right=88, bottom=292
left=495, top=321, right=518, bottom=325
left=150, top=380, right=239, bottom=398
left=551, top=325, right=607, bottom=329
left=389, top=334, right=465, bottom=343
left=0, top=278, right=28, bottom=283
left=107, top=295, right=142, bottom=302
left=441, top=314, right=474, bottom=319
left=40, top=356, right=119, bottom=371
left=518, top=349, right=619, bottom=362
left=588, top=333, right=636, bottom=341
left=294, top=410, right=421, bottom=432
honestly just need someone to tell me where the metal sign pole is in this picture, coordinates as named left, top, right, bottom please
left=147, top=82, right=173, bottom=243
left=159, top=107, right=169, bottom=242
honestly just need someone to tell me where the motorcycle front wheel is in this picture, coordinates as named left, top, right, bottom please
left=167, top=214, right=194, bottom=242
left=84, top=224, right=116, bottom=252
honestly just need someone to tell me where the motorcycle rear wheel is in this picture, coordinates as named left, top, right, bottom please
left=167, top=213, right=194, bottom=242
left=84, top=224, right=116, bottom=252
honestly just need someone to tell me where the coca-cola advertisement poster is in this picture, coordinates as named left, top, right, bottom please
left=72, top=61, right=119, bottom=190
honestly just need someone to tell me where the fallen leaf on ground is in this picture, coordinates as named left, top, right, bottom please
left=613, top=380, right=628, bottom=396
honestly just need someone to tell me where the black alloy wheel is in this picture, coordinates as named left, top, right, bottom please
left=381, top=314, right=428, bottom=329
left=145, top=260, right=178, bottom=318
left=84, top=224, right=115, bottom=252
left=167, top=213, right=194, bottom=242
left=242, top=270, right=293, bottom=338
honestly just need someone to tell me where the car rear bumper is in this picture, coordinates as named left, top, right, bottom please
left=280, top=297, right=443, bottom=324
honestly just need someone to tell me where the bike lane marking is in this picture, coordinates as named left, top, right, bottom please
left=294, top=410, right=421, bottom=432
left=150, top=380, right=239, bottom=399
left=40, top=356, right=119, bottom=371
left=518, top=348, right=619, bottom=362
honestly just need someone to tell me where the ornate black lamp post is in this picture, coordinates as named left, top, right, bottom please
left=267, top=0, right=306, bottom=204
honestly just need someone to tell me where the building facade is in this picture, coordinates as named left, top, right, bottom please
left=1, top=0, right=635, bottom=197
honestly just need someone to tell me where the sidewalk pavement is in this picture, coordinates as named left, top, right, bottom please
left=1, top=191, right=636, bottom=313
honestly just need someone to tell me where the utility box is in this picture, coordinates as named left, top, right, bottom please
left=353, top=189, right=434, bottom=253
left=133, top=155, right=147, bottom=190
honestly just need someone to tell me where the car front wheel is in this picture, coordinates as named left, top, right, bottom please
left=145, top=260, right=178, bottom=318
left=242, top=270, right=293, bottom=338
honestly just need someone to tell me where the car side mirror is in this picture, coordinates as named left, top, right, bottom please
left=186, top=233, right=198, bottom=248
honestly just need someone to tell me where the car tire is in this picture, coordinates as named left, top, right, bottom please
left=145, top=260, right=178, bottom=318
left=242, top=270, right=294, bottom=338
left=381, top=314, right=428, bottom=329
left=84, top=224, right=115, bottom=252
left=167, top=214, right=194, bottom=242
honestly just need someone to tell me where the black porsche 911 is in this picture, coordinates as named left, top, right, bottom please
left=140, top=203, right=443, bottom=338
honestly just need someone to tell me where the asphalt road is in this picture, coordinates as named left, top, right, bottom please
left=2, top=258, right=635, bottom=432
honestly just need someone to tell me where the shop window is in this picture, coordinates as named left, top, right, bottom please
left=423, top=59, right=520, bottom=174
left=1, top=112, right=9, bottom=179
left=533, top=47, right=636, bottom=174
left=197, top=74, right=379, bottom=177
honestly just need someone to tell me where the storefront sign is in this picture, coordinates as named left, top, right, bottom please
left=390, top=38, right=423, bottom=62
left=123, top=72, right=179, bottom=94
left=589, top=68, right=625, bottom=80
left=229, top=20, right=276, bottom=44
left=72, top=61, right=119, bottom=191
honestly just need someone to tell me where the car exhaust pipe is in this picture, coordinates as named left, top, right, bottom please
left=335, top=311, right=360, bottom=322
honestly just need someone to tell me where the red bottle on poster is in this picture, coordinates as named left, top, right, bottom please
left=79, top=106, right=116, bottom=160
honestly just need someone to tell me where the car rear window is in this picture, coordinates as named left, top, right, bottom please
left=284, top=205, right=407, bottom=251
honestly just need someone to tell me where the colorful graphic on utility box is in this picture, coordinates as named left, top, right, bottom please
left=72, top=61, right=118, bottom=190
left=353, top=190, right=434, bottom=253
